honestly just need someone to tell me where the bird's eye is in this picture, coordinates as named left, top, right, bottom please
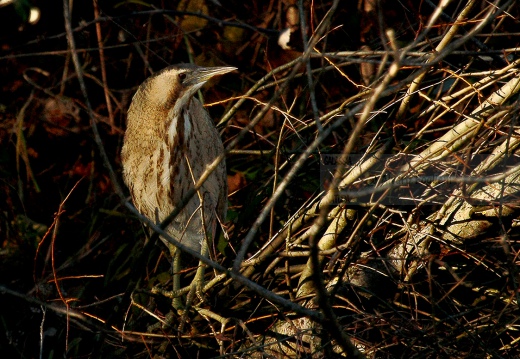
left=178, top=72, right=187, bottom=81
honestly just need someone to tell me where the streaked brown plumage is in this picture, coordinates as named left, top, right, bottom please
left=121, top=64, right=234, bottom=256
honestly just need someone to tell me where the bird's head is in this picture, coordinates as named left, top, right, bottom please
left=137, top=64, right=236, bottom=111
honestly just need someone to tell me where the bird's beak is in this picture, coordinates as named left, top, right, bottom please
left=185, top=66, right=237, bottom=88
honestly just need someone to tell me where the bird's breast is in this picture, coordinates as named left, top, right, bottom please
left=122, top=96, right=227, bottom=250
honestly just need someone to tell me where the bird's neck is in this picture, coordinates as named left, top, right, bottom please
left=166, top=98, right=202, bottom=148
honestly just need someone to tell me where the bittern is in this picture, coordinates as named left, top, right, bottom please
left=121, top=64, right=234, bottom=308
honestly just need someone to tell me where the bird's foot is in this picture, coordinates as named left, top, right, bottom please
left=146, top=309, right=176, bottom=332
left=150, top=284, right=188, bottom=310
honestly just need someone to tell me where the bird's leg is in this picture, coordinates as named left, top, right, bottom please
left=184, top=203, right=211, bottom=311
left=192, top=233, right=209, bottom=300
left=156, top=206, right=184, bottom=311
left=176, top=165, right=209, bottom=331
left=178, top=236, right=208, bottom=333
left=169, top=243, right=184, bottom=310
left=183, top=156, right=212, bottom=303
left=148, top=242, right=183, bottom=331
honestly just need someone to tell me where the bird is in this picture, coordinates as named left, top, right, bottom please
left=121, top=64, right=235, bottom=307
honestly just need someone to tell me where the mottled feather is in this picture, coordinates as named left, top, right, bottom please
left=121, top=64, right=233, bottom=253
